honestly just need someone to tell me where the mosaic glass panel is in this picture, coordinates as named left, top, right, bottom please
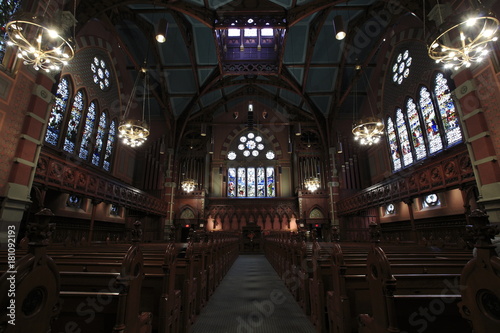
left=45, top=77, right=70, bottom=146
left=406, top=98, right=427, bottom=160
left=257, top=167, right=265, bottom=197
left=247, top=167, right=256, bottom=197
left=237, top=167, right=246, bottom=197
left=434, top=73, right=462, bottom=146
left=78, top=102, right=96, bottom=160
left=386, top=117, right=402, bottom=171
left=396, top=108, right=413, bottom=166
left=103, top=120, right=116, bottom=171
left=92, top=111, right=107, bottom=166
left=227, top=168, right=236, bottom=197
left=63, top=90, right=85, bottom=153
left=419, top=86, right=443, bottom=154
left=266, top=167, right=275, bottom=197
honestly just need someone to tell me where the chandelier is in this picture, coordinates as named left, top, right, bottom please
left=6, top=11, right=75, bottom=72
left=181, top=178, right=197, bottom=193
left=352, top=117, right=384, bottom=145
left=351, top=66, right=384, bottom=146
left=304, top=177, right=321, bottom=192
left=118, top=67, right=150, bottom=147
left=426, top=1, right=499, bottom=70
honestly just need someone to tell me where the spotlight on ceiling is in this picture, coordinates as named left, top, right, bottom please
left=333, top=15, right=346, bottom=40
left=156, top=18, right=168, bottom=43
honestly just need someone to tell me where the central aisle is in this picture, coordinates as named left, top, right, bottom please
left=190, top=255, right=317, bottom=333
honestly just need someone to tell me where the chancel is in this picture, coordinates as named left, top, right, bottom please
left=1, top=1, right=500, bottom=332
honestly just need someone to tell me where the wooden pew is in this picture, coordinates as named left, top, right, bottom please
left=458, top=210, right=500, bottom=333
left=0, top=209, right=60, bottom=333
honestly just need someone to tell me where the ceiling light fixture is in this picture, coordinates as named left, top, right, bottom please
left=118, top=66, right=151, bottom=147
left=156, top=18, right=168, bottom=43
left=333, top=15, right=346, bottom=40
left=6, top=2, right=76, bottom=73
left=352, top=67, right=384, bottom=146
left=427, top=1, right=498, bottom=70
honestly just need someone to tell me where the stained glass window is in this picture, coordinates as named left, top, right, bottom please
left=396, top=108, right=413, bottom=166
left=103, top=120, right=116, bottom=171
left=237, top=167, right=246, bottom=197
left=78, top=102, right=96, bottom=160
left=386, top=117, right=402, bottom=171
left=229, top=132, right=270, bottom=159
left=92, top=111, right=107, bottom=166
left=63, top=90, right=85, bottom=154
left=227, top=167, right=275, bottom=197
left=419, top=86, right=443, bottom=154
left=91, top=56, right=111, bottom=91
left=392, top=50, right=412, bottom=85
left=257, top=167, right=266, bottom=197
left=434, top=73, right=462, bottom=146
left=406, top=98, right=427, bottom=160
left=247, top=167, right=256, bottom=197
left=45, top=77, right=70, bottom=146
left=267, top=167, right=275, bottom=197
left=227, top=168, right=236, bottom=197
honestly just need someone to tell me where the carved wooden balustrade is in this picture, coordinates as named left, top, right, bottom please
left=34, top=151, right=168, bottom=216
left=337, top=150, right=474, bottom=215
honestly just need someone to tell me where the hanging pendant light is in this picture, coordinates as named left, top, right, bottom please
left=118, top=66, right=151, bottom=147
left=5, top=1, right=76, bottom=73
left=351, top=66, right=384, bottom=146
left=427, top=1, right=499, bottom=70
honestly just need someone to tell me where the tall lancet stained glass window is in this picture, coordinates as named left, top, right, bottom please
left=387, top=117, right=402, bottom=171
left=103, top=119, right=116, bottom=171
left=406, top=98, right=427, bottom=160
left=396, top=108, right=413, bottom=167
left=64, top=90, right=85, bottom=154
left=45, top=77, right=70, bottom=146
left=93, top=111, right=108, bottom=166
left=419, top=86, right=443, bottom=154
left=79, top=102, right=97, bottom=160
left=434, top=73, right=462, bottom=146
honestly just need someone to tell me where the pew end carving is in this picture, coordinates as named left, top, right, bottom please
left=459, top=210, right=500, bottom=333
left=0, top=208, right=60, bottom=333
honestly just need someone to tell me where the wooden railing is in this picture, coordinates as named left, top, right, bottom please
left=34, top=151, right=168, bottom=216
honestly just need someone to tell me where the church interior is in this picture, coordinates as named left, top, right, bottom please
left=1, top=0, right=500, bottom=332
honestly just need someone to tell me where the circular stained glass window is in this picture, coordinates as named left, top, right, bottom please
left=91, top=56, right=111, bottom=91
left=392, top=50, right=412, bottom=85
left=266, top=151, right=275, bottom=160
left=230, top=132, right=270, bottom=160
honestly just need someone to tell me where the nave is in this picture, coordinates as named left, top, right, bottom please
left=2, top=210, right=500, bottom=333
left=190, top=255, right=316, bottom=333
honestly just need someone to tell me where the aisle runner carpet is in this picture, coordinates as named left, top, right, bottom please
left=189, top=254, right=316, bottom=333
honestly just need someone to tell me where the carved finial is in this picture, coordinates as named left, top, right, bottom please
left=466, top=209, right=498, bottom=248
left=27, top=208, right=55, bottom=246
left=169, top=225, right=176, bottom=242
left=130, top=220, right=143, bottom=243
left=369, top=223, right=381, bottom=243
left=332, top=226, right=340, bottom=242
